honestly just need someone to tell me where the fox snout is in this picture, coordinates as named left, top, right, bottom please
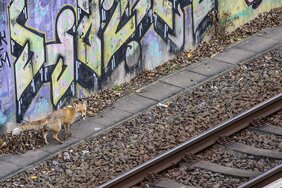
left=81, top=111, right=86, bottom=120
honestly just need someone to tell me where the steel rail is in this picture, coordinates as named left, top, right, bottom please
left=98, top=93, right=282, bottom=188
left=238, top=164, right=282, bottom=188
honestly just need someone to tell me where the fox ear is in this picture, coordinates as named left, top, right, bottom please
left=83, top=101, right=87, bottom=107
left=73, top=103, right=78, bottom=108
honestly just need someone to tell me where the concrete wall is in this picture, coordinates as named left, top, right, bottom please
left=0, top=0, right=281, bottom=129
left=218, top=0, right=282, bottom=31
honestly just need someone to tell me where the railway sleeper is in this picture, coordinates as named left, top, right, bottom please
left=144, top=178, right=195, bottom=188
left=228, top=142, right=282, bottom=160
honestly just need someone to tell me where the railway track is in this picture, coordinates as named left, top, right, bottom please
left=98, top=93, right=282, bottom=188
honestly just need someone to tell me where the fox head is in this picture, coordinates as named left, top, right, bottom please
left=73, top=101, right=87, bottom=119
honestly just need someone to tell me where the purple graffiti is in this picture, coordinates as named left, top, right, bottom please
left=0, top=31, right=10, bottom=68
left=0, top=51, right=11, bottom=68
left=245, top=0, right=263, bottom=9
left=0, top=31, right=7, bottom=46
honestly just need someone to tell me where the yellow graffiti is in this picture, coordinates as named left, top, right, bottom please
left=51, top=58, right=66, bottom=105
left=154, top=0, right=173, bottom=28
left=120, top=0, right=128, bottom=15
left=103, top=0, right=136, bottom=70
left=49, top=7, right=75, bottom=105
left=77, top=0, right=101, bottom=76
left=7, top=0, right=187, bottom=121
left=192, top=0, right=213, bottom=32
left=8, top=0, right=45, bottom=99
left=132, top=0, right=151, bottom=25
left=14, top=44, right=33, bottom=100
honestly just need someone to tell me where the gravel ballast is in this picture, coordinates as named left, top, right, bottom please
left=1, top=44, right=281, bottom=187
left=146, top=110, right=282, bottom=188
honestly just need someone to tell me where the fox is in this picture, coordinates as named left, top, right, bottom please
left=47, top=101, right=87, bottom=140
left=12, top=101, right=87, bottom=144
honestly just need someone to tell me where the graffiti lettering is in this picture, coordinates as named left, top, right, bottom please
left=0, top=31, right=7, bottom=46
left=48, top=6, right=76, bottom=108
left=0, top=0, right=278, bottom=128
left=103, top=0, right=136, bottom=72
left=101, top=0, right=192, bottom=75
left=0, top=51, right=11, bottom=68
left=192, top=0, right=214, bottom=43
left=154, top=0, right=173, bottom=29
left=245, top=0, right=263, bottom=9
left=132, top=0, right=151, bottom=26
left=1, top=0, right=216, bottom=123
left=0, top=31, right=10, bottom=68
left=76, top=0, right=101, bottom=91
left=8, top=0, right=45, bottom=121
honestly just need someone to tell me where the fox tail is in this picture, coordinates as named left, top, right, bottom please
left=12, top=127, right=23, bottom=135
left=12, top=122, right=44, bottom=136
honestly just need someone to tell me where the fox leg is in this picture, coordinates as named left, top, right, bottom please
left=42, top=130, right=49, bottom=145
left=52, top=130, right=63, bottom=144
left=63, top=124, right=72, bottom=140
left=63, top=124, right=68, bottom=139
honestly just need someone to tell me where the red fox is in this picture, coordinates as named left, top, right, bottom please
left=47, top=101, right=87, bottom=140
left=12, top=101, right=87, bottom=144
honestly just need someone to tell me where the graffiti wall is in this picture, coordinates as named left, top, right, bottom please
left=0, top=0, right=281, bottom=129
left=0, top=0, right=214, bottom=127
left=217, top=0, right=282, bottom=31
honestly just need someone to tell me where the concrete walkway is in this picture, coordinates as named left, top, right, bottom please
left=0, top=26, right=281, bottom=181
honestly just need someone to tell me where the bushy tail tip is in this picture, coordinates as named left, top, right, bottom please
left=12, top=128, right=22, bottom=136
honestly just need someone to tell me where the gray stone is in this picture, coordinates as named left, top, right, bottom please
left=91, top=107, right=132, bottom=127
left=186, top=59, right=233, bottom=77
left=114, top=94, right=157, bottom=114
left=2, top=150, right=49, bottom=167
left=71, top=119, right=105, bottom=139
left=235, top=36, right=279, bottom=53
left=212, top=47, right=256, bottom=64
left=138, top=81, right=182, bottom=101
left=161, top=70, right=208, bottom=88
left=42, top=137, right=80, bottom=154
left=257, top=27, right=282, bottom=42
left=0, top=161, right=19, bottom=179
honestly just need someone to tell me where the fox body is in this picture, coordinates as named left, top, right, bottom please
left=49, top=101, right=87, bottom=125
left=12, top=101, right=87, bottom=144
left=46, top=101, right=87, bottom=142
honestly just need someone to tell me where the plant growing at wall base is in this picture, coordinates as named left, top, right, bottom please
left=212, top=10, right=238, bottom=35
left=112, top=84, right=122, bottom=93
